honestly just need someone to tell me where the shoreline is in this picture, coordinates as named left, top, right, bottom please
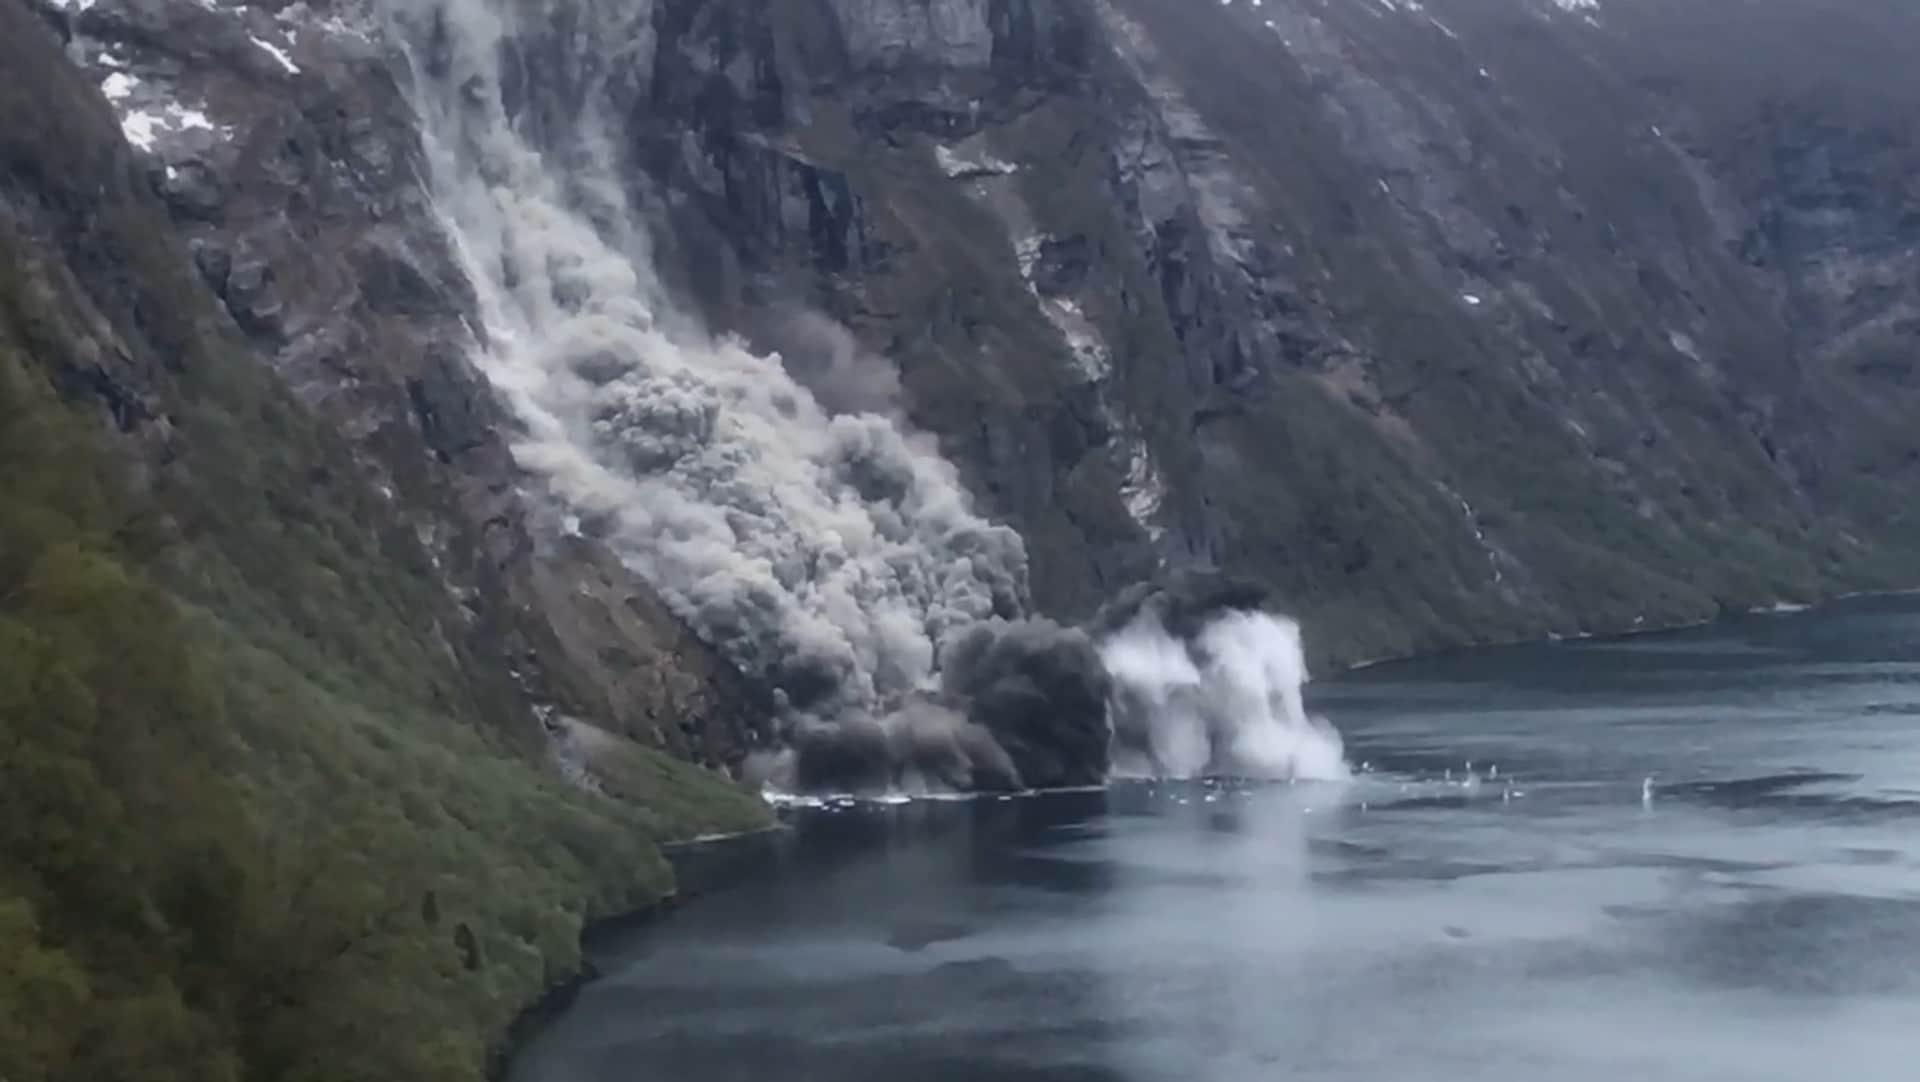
left=485, top=897, right=678, bottom=1082
left=1335, top=587, right=1919, bottom=677
left=489, top=586, right=1920, bottom=1078
left=485, top=822, right=786, bottom=1081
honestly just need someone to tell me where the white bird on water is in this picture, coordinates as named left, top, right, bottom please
left=1642, top=776, right=1655, bottom=808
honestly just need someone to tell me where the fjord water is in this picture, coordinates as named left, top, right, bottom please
left=511, top=595, right=1920, bottom=1082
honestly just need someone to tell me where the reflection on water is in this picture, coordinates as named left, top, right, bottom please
left=511, top=595, right=1920, bottom=1082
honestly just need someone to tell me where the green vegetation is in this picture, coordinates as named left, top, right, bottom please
left=0, top=9, right=767, bottom=1078
left=0, top=326, right=763, bottom=1082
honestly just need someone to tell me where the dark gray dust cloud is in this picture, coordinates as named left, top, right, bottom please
left=770, top=571, right=1282, bottom=795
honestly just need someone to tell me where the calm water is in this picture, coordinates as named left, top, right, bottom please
left=511, top=595, right=1920, bottom=1082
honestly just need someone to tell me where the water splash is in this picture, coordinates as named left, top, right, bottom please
left=1104, top=609, right=1349, bottom=781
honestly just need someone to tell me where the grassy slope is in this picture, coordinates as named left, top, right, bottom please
left=0, top=5, right=767, bottom=1080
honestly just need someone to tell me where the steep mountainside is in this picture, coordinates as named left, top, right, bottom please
left=24, top=0, right=1920, bottom=671
left=610, top=0, right=1920, bottom=660
left=1, top=2, right=767, bottom=1079
left=17, top=0, right=775, bottom=769
left=3, top=0, right=1919, bottom=1073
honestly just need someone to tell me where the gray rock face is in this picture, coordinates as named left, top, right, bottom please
left=21, top=0, right=1920, bottom=747
left=829, top=0, right=994, bottom=69
left=32, top=0, right=771, bottom=769
left=597, top=0, right=1920, bottom=662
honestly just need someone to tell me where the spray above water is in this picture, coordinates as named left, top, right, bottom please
left=1098, top=575, right=1349, bottom=782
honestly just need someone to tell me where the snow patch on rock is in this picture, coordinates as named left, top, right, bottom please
left=1009, top=232, right=1168, bottom=543
left=249, top=33, right=301, bottom=75
left=93, top=67, right=231, bottom=154
left=1013, top=236, right=1110, bottom=383
left=935, top=143, right=1018, bottom=180
left=1120, top=442, right=1166, bottom=540
left=277, top=2, right=374, bottom=42
left=101, top=72, right=138, bottom=102
left=1437, top=483, right=1506, bottom=585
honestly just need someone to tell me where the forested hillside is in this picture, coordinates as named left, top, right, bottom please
left=0, top=3, right=767, bottom=1076
left=0, top=289, right=764, bottom=1082
left=0, top=310, right=764, bottom=1082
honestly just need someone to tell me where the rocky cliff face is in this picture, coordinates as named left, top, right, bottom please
left=21, top=0, right=772, bottom=770
left=18, top=0, right=1920, bottom=714
left=3, top=5, right=775, bottom=1074
left=632, top=0, right=1920, bottom=662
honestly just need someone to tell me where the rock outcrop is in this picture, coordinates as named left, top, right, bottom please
left=19, top=0, right=1920, bottom=705
left=572, top=0, right=1920, bottom=662
left=26, top=0, right=772, bottom=768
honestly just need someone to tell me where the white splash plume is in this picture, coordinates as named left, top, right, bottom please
left=1104, top=609, right=1349, bottom=781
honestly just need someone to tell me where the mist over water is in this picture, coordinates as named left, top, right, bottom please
left=1104, top=610, right=1348, bottom=781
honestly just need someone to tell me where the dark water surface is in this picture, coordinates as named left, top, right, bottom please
left=511, top=595, right=1920, bottom=1082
